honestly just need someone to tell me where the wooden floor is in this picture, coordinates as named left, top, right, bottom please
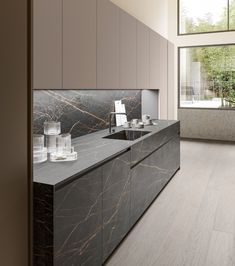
left=106, top=140, right=235, bottom=266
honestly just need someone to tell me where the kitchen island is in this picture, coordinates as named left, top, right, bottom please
left=34, top=120, right=180, bottom=265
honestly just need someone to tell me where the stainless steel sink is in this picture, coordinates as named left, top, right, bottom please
left=103, top=130, right=151, bottom=141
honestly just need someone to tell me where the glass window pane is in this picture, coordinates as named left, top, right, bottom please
left=229, top=0, right=235, bottom=29
left=179, top=0, right=228, bottom=34
left=179, top=45, right=235, bottom=108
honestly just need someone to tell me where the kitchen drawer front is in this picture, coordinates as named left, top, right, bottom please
left=131, top=122, right=180, bottom=166
left=102, top=151, right=131, bottom=261
left=130, top=136, right=180, bottom=226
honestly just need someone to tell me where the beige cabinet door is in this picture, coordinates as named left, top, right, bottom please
left=159, top=36, right=168, bottom=119
left=149, top=30, right=168, bottom=118
left=137, top=21, right=149, bottom=89
left=33, top=0, right=62, bottom=89
left=97, top=0, right=119, bottom=89
left=149, top=29, right=161, bottom=90
left=168, top=41, right=175, bottom=120
left=63, top=0, right=96, bottom=89
left=119, top=9, right=137, bottom=89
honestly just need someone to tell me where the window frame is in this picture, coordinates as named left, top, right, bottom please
left=178, top=43, right=235, bottom=110
left=177, top=0, right=235, bottom=36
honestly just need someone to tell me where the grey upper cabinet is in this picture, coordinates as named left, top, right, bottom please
left=33, top=0, right=62, bottom=89
left=137, top=21, right=149, bottom=89
left=97, top=0, right=119, bottom=89
left=63, top=0, right=97, bottom=89
left=149, top=29, right=168, bottom=118
left=159, top=36, right=168, bottom=119
left=119, top=10, right=137, bottom=89
left=168, top=41, right=175, bottom=120
left=149, top=29, right=161, bottom=90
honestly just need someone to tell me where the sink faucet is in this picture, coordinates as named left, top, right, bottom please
left=109, top=112, right=127, bottom=134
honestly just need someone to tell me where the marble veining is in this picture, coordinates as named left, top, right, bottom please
left=34, top=90, right=141, bottom=138
left=33, top=121, right=180, bottom=266
left=102, top=151, right=131, bottom=261
left=130, top=136, right=180, bottom=226
left=54, top=167, right=103, bottom=265
left=34, top=121, right=179, bottom=187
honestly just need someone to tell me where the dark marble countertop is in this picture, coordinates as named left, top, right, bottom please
left=34, top=120, right=178, bottom=188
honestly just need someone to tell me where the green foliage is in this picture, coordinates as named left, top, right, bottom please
left=181, top=0, right=235, bottom=106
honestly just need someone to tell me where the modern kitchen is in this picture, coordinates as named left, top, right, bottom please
left=1, top=0, right=235, bottom=265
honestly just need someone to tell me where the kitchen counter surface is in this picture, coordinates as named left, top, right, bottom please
left=34, top=120, right=179, bottom=188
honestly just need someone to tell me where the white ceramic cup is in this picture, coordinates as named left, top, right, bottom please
left=142, top=114, right=150, bottom=123
left=123, top=121, right=131, bottom=128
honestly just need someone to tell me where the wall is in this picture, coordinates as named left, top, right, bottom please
left=110, top=0, right=168, bottom=39
left=34, top=90, right=142, bottom=138
left=168, top=0, right=235, bottom=140
left=0, top=0, right=30, bottom=265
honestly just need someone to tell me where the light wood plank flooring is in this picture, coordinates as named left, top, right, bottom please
left=106, top=140, right=235, bottom=266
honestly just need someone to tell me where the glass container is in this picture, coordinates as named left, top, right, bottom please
left=33, top=134, right=44, bottom=151
left=44, top=121, right=61, bottom=135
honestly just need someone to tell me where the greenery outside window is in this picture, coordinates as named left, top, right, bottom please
left=179, top=45, right=235, bottom=109
left=179, top=0, right=235, bottom=34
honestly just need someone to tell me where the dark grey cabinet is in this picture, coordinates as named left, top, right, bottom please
left=97, top=0, right=120, bottom=89
left=33, top=0, right=62, bottom=89
left=54, top=168, right=103, bottom=266
left=63, top=0, right=97, bottom=89
left=34, top=168, right=103, bottom=266
left=131, top=136, right=180, bottom=226
left=119, top=9, right=137, bottom=89
left=137, top=21, right=149, bottom=89
left=102, top=151, right=131, bottom=261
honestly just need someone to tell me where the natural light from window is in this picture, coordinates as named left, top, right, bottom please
left=179, top=45, right=235, bottom=109
left=179, top=0, right=231, bottom=34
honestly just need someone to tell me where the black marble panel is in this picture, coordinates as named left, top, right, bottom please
left=131, top=121, right=180, bottom=166
left=33, top=183, right=54, bottom=266
left=33, top=90, right=141, bottom=138
left=102, top=151, right=131, bottom=262
left=54, top=167, right=103, bottom=266
left=130, top=136, right=180, bottom=226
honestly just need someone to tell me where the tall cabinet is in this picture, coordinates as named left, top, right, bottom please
left=63, top=0, right=97, bottom=89
left=33, top=0, right=174, bottom=118
left=33, top=0, right=62, bottom=89
left=97, top=0, right=119, bottom=89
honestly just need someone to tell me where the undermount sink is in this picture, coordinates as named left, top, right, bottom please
left=103, top=130, right=151, bottom=141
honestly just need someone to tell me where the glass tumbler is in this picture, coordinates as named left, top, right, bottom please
left=61, top=133, right=72, bottom=153
left=33, top=134, right=44, bottom=151
left=44, top=121, right=61, bottom=135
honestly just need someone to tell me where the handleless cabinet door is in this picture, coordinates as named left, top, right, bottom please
left=149, top=30, right=161, bottom=90
left=119, top=10, right=137, bottom=89
left=159, top=36, right=168, bottom=119
left=33, top=0, right=62, bottom=89
left=97, top=0, right=119, bottom=89
left=149, top=30, right=168, bottom=118
left=131, top=136, right=180, bottom=226
left=63, top=0, right=97, bottom=89
left=137, top=21, right=149, bottom=89
left=102, top=151, right=131, bottom=262
left=54, top=168, right=103, bottom=266
left=168, top=41, right=175, bottom=120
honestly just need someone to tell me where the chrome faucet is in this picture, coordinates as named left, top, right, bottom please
left=109, top=112, right=127, bottom=134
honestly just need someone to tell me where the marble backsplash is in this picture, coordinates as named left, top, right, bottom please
left=33, top=90, right=141, bottom=138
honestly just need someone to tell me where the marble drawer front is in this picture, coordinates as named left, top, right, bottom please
left=131, top=122, right=180, bottom=166
left=131, top=136, right=180, bottom=226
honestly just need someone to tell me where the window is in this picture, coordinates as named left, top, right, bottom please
left=179, top=45, right=235, bottom=109
left=178, top=0, right=235, bottom=34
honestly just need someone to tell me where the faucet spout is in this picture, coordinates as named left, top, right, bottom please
left=109, top=112, right=127, bottom=134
